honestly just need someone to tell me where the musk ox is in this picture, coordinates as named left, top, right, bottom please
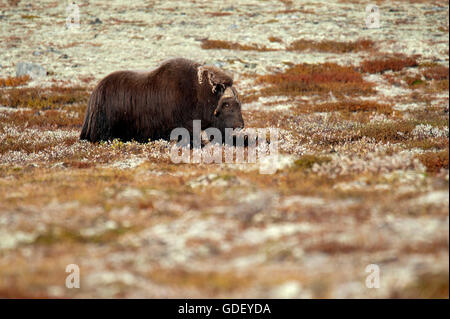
left=80, top=58, right=244, bottom=143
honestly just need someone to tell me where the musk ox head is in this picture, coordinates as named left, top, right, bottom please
left=196, top=65, right=244, bottom=133
left=213, top=86, right=244, bottom=131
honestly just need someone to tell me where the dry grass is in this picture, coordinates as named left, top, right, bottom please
left=405, top=138, right=449, bottom=151
left=34, top=226, right=133, bottom=245
left=21, top=14, right=39, bottom=19
left=287, top=39, right=375, bottom=53
left=0, top=75, right=30, bottom=87
left=397, top=65, right=450, bottom=92
left=0, top=123, right=78, bottom=154
left=206, top=12, right=233, bottom=17
left=417, top=65, right=450, bottom=92
left=432, top=79, right=449, bottom=92
left=305, top=100, right=393, bottom=115
left=391, top=272, right=449, bottom=298
left=7, top=0, right=20, bottom=6
left=304, top=239, right=387, bottom=255
left=200, top=39, right=277, bottom=52
left=148, top=268, right=253, bottom=293
left=279, top=0, right=293, bottom=6
left=359, top=120, right=417, bottom=143
left=360, top=55, right=418, bottom=73
left=404, top=75, right=426, bottom=88
left=417, top=150, right=449, bottom=173
left=0, top=133, right=77, bottom=154
left=255, top=63, right=375, bottom=98
left=408, top=107, right=449, bottom=128
left=423, top=66, right=449, bottom=81
left=109, top=18, right=147, bottom=26
left=3, top=35, right=21, bottom=48
left=0, top=108, right=85, bottom=129
left=293, top=155, right=332, bottom=170
left=268, top=36, right=283, bottom=43
left=275, top=8, right=315, bottom=14
left=0, top=86, right=90, bottom=109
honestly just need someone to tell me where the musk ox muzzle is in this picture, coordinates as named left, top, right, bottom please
left=80, top=58, right=244, bottom=144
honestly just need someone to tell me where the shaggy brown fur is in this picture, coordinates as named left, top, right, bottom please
left=80, top=58, right=243, bottom=143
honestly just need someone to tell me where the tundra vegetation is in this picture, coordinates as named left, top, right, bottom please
left=0, top=0, right=448, bottom=298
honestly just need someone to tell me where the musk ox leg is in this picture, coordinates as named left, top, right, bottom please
left=79, top=113, right=90, bottom=141
left=80, top=104, right=113, bottom=142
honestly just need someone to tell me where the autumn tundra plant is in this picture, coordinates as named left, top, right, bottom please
left=170, top=120, right=279, bottom=174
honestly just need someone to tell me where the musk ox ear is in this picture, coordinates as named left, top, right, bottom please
left=213, top=86, right=236, bottom=117
left=197, top=65, right=233, bottom=94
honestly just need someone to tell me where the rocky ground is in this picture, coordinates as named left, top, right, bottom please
left=0, top=0, right=448, bottom=298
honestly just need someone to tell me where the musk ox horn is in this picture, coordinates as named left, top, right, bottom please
left=222, top=86, right=235, bottom=98
left=197, top=65, right=233, bottom=94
